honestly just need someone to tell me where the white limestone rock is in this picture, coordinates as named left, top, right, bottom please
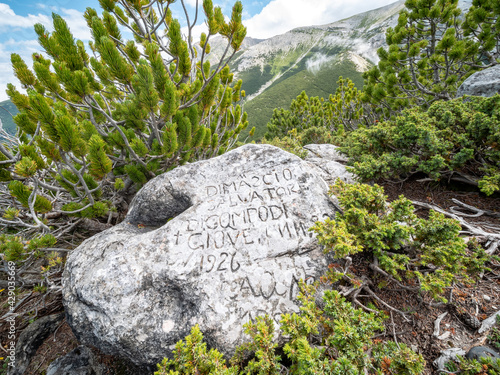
left=456, top=64, right=500, bottom=98
left=63, top=144, right=341, bottom=366
left=303, top=143, right=357, bottom=186
left=433, top=348, right=466, bottom=372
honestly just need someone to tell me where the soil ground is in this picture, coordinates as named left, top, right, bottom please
left=0, top=178, right=499, bottom=374
left=378, top=178, right=500, bottom=374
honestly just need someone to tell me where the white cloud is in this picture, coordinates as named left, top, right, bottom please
left=0, top=38, right=43, bottom=102
left=306, top=53, right=334, bottom=74
left=182, top=22, right=209, bottom=43
left=58, top=8, right=92, bottom=41
left=0, top=4, right=93, bottom=102
left=0, top=3, right=51, bottom=30
left=35, top=3, right=58, bottom=12
left=244, top=0, right=397, bottom=39
left=0, top=68, right=15, bottom=102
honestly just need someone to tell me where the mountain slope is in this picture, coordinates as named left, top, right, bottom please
left=231, top=0, right=475, bottom=139
left=222, top=1, right=408, bottom=139
left=0, top=100, right=18, bottom=141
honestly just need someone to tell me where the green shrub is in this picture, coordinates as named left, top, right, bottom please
left=155, top=325, right=238, bottom=375
left=231, top=316, right=282, bottom=374
left=265, top=77, right=379, bottom=143
left=0, top=233, right=56, bottom=263
left=157, top=281, right=425, bottom=374
left=261, top=127, right=336, bottom=159
left=455, top=355, right=500, bottom=375
left=340, top=96, right=500, bottom=195
left=260, top=129, right=308, bottom=159
left=311, top=180, right=492, bottom=303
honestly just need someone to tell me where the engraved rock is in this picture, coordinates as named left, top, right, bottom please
left=63, top=144, right=340, bottom=367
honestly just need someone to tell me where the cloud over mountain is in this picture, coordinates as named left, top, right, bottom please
left=244, top=0, right=397, bottom=38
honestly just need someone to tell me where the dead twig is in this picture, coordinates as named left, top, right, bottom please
left=412, top=200, right=500, bottom=255
left=433, top=312, right=448, bottom=337
left=363, top=286, right=411, bottom=322
left=450, top=198, right=500, bottom=218
left=390, top=311, right=400, bottom=348
left=0, top=292, right=33, bottom=320
left=53, top=320, right=65, bottom=341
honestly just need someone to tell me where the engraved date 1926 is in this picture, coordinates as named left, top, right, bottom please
left=200, top=252, right=240, bottom=273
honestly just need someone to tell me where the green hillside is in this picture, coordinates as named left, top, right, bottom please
left=0, top=99, right=19, bottom=139
left=241, top=59, right=365, bottom=140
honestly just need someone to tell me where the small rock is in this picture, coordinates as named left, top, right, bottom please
left=46, top=346, right=106, bottom=375
left=456, top=65, right=500, bottom=98
left=437, top=331, right=451, bottom=340
left=479, top=311, right=500, bottom=334
left=484, top=295, right=492, bottom=302
left=303, top=144, right=357, bottom=186
left=303, top=144, right=348, bottom=163
left=466, top=346, right=500, bottom=361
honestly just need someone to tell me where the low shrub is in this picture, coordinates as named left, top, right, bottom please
left=311, top=180, right=492, bottom=304
left=339, top=96, right=500, bottom=195
left=156, top=281, right=425, bottom=374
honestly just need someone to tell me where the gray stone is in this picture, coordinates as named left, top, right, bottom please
left=303, top=144, right=348, bottom=163
left=303, top=144, right=356, bottom=186
left=466, top=346, right=500, bottom=361
left=46, top=346, right=106, bottom=375
left=456, top=65, right=500, bottom=98
left=8, top=313, right=64, bottom=375
left=63, top=144, right=340, bottom=367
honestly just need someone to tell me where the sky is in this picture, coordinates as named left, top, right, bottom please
left=0, top=0, right=398, bottom=102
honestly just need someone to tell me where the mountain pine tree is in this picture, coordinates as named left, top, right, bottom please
left=265, top=77, right=377, bottom=143
left=1, top=0, right=248, bottom=237
left=363, top=0, right=500, bottom=115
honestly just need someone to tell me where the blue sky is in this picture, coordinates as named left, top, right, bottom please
left=0, top=0, right=397, bottom=102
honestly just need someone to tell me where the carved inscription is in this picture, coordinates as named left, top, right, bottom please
left=225, top=272, right=317, bottom=303
left=169, top=166, right=329, bottom=326
left=172, top=167, right=328, bottom=253
left=205, top=170, right=301, bottom=212
left=236, top=274, right=317, bottom=324
left=186, top=203, right=290, bottom=233
left=199, top=252, right=240, bottom=273
left=206, top=169, right=294, bottom=197
left=240, top=308, right=285, bottom=325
